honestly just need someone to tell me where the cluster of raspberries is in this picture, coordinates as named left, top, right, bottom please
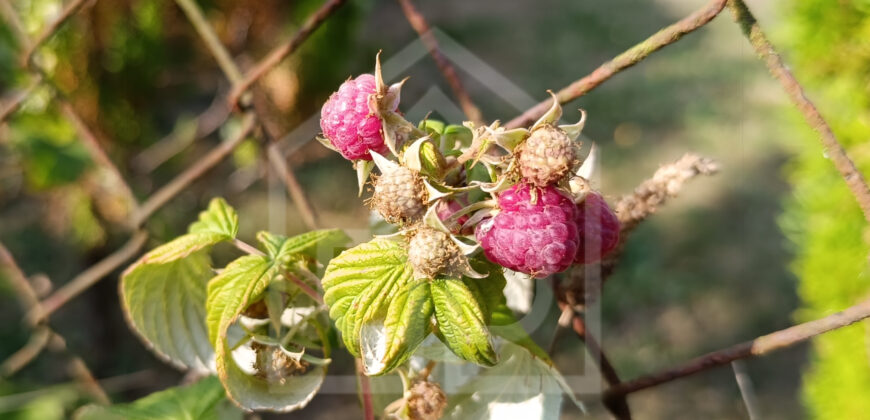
left=476, top=122, right=621, bottom=277
left=319, top=72, right=620, bottom=280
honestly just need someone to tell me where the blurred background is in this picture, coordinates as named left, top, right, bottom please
left=1, top=0, right=869, bottom=418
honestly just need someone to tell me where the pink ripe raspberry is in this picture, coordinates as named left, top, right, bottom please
left=476, top=184, right=579, bottom=278
left=574, top=192, right=620, bottom=264
left=320, top=74, right=393, bottom=160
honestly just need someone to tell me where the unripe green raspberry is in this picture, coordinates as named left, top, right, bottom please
left=372, top=165, right=427, bottom=225
left=407, top=228, right=457, bottom=278
left=518, top=124, right=575, bottom=186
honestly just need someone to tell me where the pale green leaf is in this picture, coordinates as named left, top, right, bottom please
left=206, top=255, right=272, bottom=347
left=431, top=277, right=497, bottom=367
left=322, top=239, right=414, bottom=357
left=74, top=376, right=238, bottom=420
left=138, top=197, right=238, bottom=265
left=445, top=341, right=581, bottom=420
left=206, top=253, right=326, bottom=412
left=120, top=251, right=214, bottom=371
left=362, top=280, right=433, bottom=375
left=189, top=197, right=239, bottom=238
left=221, top=340, right=327, bottom=413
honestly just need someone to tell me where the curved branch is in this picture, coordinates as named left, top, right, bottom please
left=727, top=0, right=870, bottom=223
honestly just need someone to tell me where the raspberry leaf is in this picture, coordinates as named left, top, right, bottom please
left=120, top=251, right=214, bottom=372
left=75, top=376, right=233, bottom=420
left=206, top=254, right=325, bottom=412
left=445, top=341, right=582, bottom=419
left=430, top=277, right=497, bottom=367
left=141, top=197, right=238, bottom=264
left=322, top=239, right=414, bottom=358
left=362, top=279, right=434, bottom=375
left=119, top=197, right=239, bottom=371
left=255, top=229, right=349, bottom=264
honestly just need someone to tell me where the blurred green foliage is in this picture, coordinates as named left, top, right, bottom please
left=778, top=0, right=870, bottom=417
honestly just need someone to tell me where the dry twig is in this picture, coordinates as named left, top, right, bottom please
left=397, top=0, right=484, bottom=124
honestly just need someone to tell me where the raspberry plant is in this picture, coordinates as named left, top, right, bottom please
left=6, top=0, right=869, bottom=418
left=113, top=55, right=618, bottom=417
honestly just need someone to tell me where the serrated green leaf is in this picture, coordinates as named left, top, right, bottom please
left=322, top=239, right=414, bottom=357
left=74, top=376, right=237, bottom=420
left=463, top=258, right=507, bottom=323
left=139, top=197, right=238, bottom=265
left=206, top=255, right=272, bottom=347
left=362, top=280, right=433, bottom=375
left=206, top=254, right=326, bottom=412
left=431, top=277, right=497, bottom=367
left=120, top=251, right=214, bottom=371
left=445, top=341, right=581, bottom=420
left=190, top=197, right=239, bottom=237
left=256, top=229, right=349, bottom=263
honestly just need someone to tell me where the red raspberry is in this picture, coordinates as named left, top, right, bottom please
left=320, top=74, right=394, bottom=160
left=574, top=192, right=620, bottom=264
left=475, top=184, right=579, bottom=278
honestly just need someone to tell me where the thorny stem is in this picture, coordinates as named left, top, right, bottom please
left=397, top=0, right=484, bottom=125
left=727, top=0, right=870, bottom=224
left=505, top=0, right=728, bottom=129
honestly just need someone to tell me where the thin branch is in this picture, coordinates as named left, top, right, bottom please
left=555, top=291, right=631, bottom=420
left=604, top=298, right=870, bottom=398
left=173, top=0, right=243, bottom=84
left=396, top=0, right=483, bottom=124
left=227, top=0, right=349, bottom=109
left=0, top=243, right=110, bottom=402
left=727, top=0, right=870, bottom=223
left=356, top=358, right=376, bottom=420
left=0, top=78, right=40, bottom=124
left=59, top=101, right=139, bottom=211
left=0, top=242, right=42, bottom=309
left=505, top=0, right=728, bottom=129
left=21, top=0, right=93, bottom=69
left=1, top=327, right=51, bottom=376
left=173, top=0, right=321, bottom=230
left=131, top=113, right=257, bottom=226
left=27, top=230, right=149, bottom=324
left=731, top=360, right=761, bottom=420
left=267, top=142, right=319, bottom=230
